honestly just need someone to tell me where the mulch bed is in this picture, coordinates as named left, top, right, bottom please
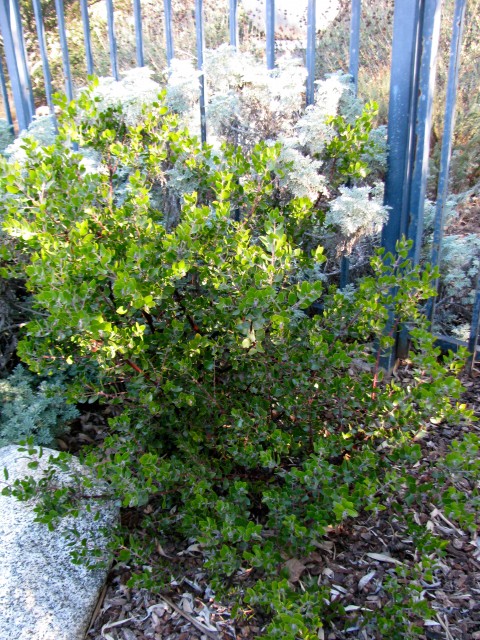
left=79, top=366, right=480, bottom=640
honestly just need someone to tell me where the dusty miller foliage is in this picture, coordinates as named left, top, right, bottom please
left=5, top=56, right=385, bottom=272
left=0, top=119, right=14, bottom=155
left=6, top=51, right=474, bottom=328
left=5, top=115, right=56, bottom=163
left=422, top=197, right=480, bottom=335
left=162, top=48, right=390, bottom=271
left=0, top=365, right=78, bottom=446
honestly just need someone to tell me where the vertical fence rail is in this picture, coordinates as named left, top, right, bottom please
left=266, top=0, right=275, bottom=70
left=382, top=0, right=422, bottom=258
left=11, top=0, right=34, bottom=118
left=164, top=0, right=174, bottom=65
left=54, top=0, right=74, bottom=101
left=394, top=0, right=443, bottom=359
left=427, top=0, right=466, bottom=322
left=406, top=0, right=442, bottom=268
left=0, top=0, right=33, bottom=130
left=349, top=0, right=361, bottom=95
left=195, top=0, right=206, bottom=143
left=382, top=0, right=446, bottom=362
left=381, top=0, right=422, bottom=368
left=468, top=277, right=480, bottom=371
left=106, top=0, right=119, bottom=80
left=339, top=0, right=362, bottom=288
left=0, top=58, right=13, bottom=127
left=133, top=0, right=144, bottom=67
left=306, top=0, right=316, bottom=106
left=229, top=0, right=238, bottom=49
left=31, top=0, right=55, bottom=119
left=80, top=0, right=94, bottom=75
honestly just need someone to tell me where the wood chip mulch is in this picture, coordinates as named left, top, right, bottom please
left=82, top=369, right=480, bottom=640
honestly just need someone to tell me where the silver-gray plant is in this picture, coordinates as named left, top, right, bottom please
left=0, top=119, right=14, bottom=155
left=0, top=365, right=79, bottom=447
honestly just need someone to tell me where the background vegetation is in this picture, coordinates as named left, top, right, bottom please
left=1, top=0, right=477, bottom=193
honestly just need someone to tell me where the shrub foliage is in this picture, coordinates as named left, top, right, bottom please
left=0, top=87, right=475, bottom=639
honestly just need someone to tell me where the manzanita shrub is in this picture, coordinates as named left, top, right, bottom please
left=0, top=86, right=474, bottom=639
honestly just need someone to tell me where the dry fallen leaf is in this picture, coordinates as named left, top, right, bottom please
left=358, top=571, right=376, bottom=590
left=313, top=540, right=334, bottom=553
left=331, top=584, right=347, bottom=594
left=178, top=543, right=203, bottom=556
left=366, top=552, right=403, bottom=565
left=155, top=541, right=172, bottom=558
left=179, top=593, right=195, bottom=614
left=285, top=558, right=306, bottom=583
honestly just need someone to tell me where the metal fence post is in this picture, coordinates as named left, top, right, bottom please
left=229, top=0, right=238, bottom=49
left=266, top=0, right=275, bottom=70
left=80, top=0, right=94, bottom=75
left=349, top=0, right=361, bottom=96
left=380, top=0, right=422, bottom=368
left=338, top=0, right=362, bottom=287
left=0, top=0, right=33, bottom=131
left=133, top=0, right=144, bottom=67
left=164, top=0, right=174, bottom=65
left=31, top=0, right=55, bottom=118
left=468, top=275, right=480, bottom=373
left=105, top=0, right=119, bottom=80
left=382, top=0, right=443, bottom=362
left=382, top=0, right=422, bottom=257
left=0, top=57, right=13, bottom=127
left=405, top=0, right=442, bottom=268
left=427, top=0, right=466, bottom=322
left=11, top=0, right=34, bottom=117
left=195, top=0, right=206, bottom=143
left=54, top=0, right=74, bottom=101
left=306, top=0, right=316, bottom=106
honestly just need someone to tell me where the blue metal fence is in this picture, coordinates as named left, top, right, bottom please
left=0, top=56, right=12, bottom=127
left=0, top=0, right=33, bottom=130
left=80, top=0, right=94, bottom=75
left=0, top=0, right=477, bottom=370
left=164, top=0, right=174, bottom=64
left=427, top=0, right=467, bottom=321
left=195, top=0, right=206, bottom=143
left=31, top=0, right=55, bottom=120
left=54, top=0, right=74, bottom=101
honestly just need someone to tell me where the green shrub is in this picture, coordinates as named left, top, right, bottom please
left=0, top=86, right=472, bottom=638
left=0, top=365, right=79, bottom=446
